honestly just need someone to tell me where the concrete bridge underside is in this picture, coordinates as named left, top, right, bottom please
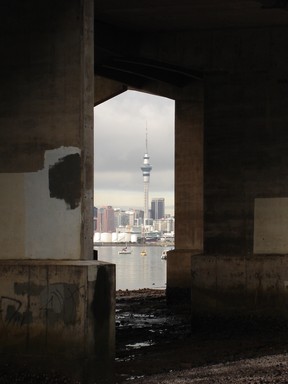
left=2, top=0, right=288, bottom=381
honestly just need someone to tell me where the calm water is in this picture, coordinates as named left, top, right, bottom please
left=94, top=245, right=169, bottom=290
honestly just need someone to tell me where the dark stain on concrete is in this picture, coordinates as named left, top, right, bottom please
left=48, top=153, right=81, bottom=209
left=92, top=266, right=112, bottom=360
left=14, top=282, right=44, bottom=296
left=92, top=266, right=111, bottom=327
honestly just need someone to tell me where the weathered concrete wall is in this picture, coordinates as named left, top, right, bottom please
left=204, top=27, right=288, bottom=255
left=131, top=26, right=288, bottom=304
left=0, top=260, right=115, bottom=381
left=94, top=75, right=127, bottom=106
left=0, top=1, right=116, bottom=381
left=175, top=96, right=203, bottom=251
left=138, top=26, right=288, bottom=256
left=0, top=0, right=94, bottom=259
left=0, top=148, right=82, bottom=259
left=254, top=197, right=288, bottom=254
left=167, top=250, right=200, bottom=302
left=191, top=254, right=288, bottom=318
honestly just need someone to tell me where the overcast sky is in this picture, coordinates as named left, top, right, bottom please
left=93, top=90, right=175, bottom=215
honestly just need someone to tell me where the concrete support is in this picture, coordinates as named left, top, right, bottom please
left=0, top=0, right=94, bottom=260
left=81, top=0, right=95, bottom=261
left=174, top=98, right=203, bottom=250
left=0, top=260, right=115, bottom=383
left=0, top=1, right=115, bottom=382
left=167, top=94, right=203, bottom=302
left=94, top=75, right=127, bottom=106
left=190, top=254, right=288, bottom=320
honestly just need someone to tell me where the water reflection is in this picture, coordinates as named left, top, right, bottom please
left=95, top=245, right=167, bottom=290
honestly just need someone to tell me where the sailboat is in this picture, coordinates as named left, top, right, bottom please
left=118, top=244, right=132, bottom=254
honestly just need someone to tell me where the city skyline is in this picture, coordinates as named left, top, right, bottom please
left=93, top=90, right=175, bottom=215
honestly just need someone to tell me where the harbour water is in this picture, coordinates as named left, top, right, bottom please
left=94, top=245, right=171, bottom=290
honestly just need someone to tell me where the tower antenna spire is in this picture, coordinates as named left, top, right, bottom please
left=141, top=122, right=152, bottom=222
left=146, top=121, right=148, bottom=153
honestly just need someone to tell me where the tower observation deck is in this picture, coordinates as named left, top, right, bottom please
left=141, top=129, right=152, bottom=221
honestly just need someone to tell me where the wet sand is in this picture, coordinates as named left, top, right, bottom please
left=115, top=289, right=288, bottom=384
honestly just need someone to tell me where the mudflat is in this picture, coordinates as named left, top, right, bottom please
left=115, top=289, right=288, bottom=384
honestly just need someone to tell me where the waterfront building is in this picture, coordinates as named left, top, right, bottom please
left=154, top=216, right=175, bottom=234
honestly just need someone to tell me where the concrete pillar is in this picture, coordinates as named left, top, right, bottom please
left=0, top=0, right=94, bottom=260
left=175, top=98, right=203, bottom=250
left=0, top=260, right=115, bottom=383
left=0, top=1, right=115, bottom=382
left=167, top=92, right=203, bottom=302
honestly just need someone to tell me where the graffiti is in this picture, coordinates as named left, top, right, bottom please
left=0, top=283, right=86, bottom=328
left=40, top=283, right=86, bottom=325
left=0, top=296, right=32, bottom=326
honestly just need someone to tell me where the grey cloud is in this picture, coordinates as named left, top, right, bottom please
left=94, top=90, right=174, bottom=208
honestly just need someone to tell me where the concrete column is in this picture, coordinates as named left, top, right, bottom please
left=81, top=0, right=94, bottom=260
left=0, top=0, right=94, bottom=260
left=167, top=93, right=204, bottom=302
left=175, top=98, right=203, bottom=250
left=0, top=260, right=115, bottom=383
left=0, top=1, right=115, bottom=382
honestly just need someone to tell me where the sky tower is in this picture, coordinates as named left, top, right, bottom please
left=141, top=127, right=152, bottom=222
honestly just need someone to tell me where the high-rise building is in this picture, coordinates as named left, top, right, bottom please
left=93, top=206, right=98, bottom=231
left=140, top=127, right=152, bottom=222
left=151, top=198, right=165, bottom=220
left=114, top=208, right=129, bottom=228
left=96, top=206, right=115, bottom=232
left=134, top=209, right=144, bottom=226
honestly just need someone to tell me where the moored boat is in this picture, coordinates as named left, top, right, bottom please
left=161, top=250, right=168, bottom=259
left=161, top=248, right=173, bottom=260
left=118, top=246, right=132, bottom=254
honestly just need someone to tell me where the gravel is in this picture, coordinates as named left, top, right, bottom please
left=132, top=353, right=288, bottom=384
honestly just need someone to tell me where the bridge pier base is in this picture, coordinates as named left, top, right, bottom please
left=0, top=260, right=115, bottom=383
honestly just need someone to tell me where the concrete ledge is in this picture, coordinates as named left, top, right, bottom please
left=0, top=259, right=115, bottom=383
left=191, top=254, right=288, bottom=318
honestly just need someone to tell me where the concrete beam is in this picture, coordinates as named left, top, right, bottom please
left=94, top=75, right=127, bottom=106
